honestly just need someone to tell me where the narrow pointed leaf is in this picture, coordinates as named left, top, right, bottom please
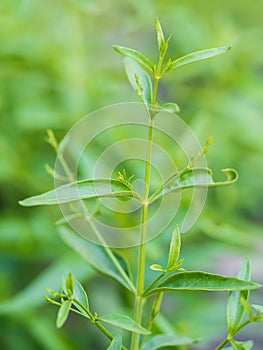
left=56, top=299, right=72, bottom=328
left=65, top=273, right=74, bottom=296
left=59, top=225, right=135, bottom=292
left=113, top=45, right=153, bottom=72
left=123, top=57, right=152, bottom=106
left=107, top=334, right=122, bottom=350
left=167, top=225, right=181, bottom=270
left=227, top=258, right=251, bottom=335
left=230, top=339, right=253, bottom=350
left=150, top=168, right=238, bottom=203
left=252, top=304, right=263, bottom=314
left=99, top=313, right=151, bottom=334
left=150, top=264, right=165, bottom=272
left=146, top=271, right=261, bottom=296
left=73, top=279, right=89, bottom=310
left=19, top=179, right=135, bottom=206
left=171, top=45, right=231, bottom=69
left=154, top=18, right=165, bottom=52
left=142, top=334, right=197, bottom=350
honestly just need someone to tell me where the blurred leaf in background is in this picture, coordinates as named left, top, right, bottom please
left=0, top=0, right=263, bottom=349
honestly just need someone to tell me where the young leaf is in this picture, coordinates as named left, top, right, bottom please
left=162, top=102, right=180, bottom=114
left=167, top=225, right=181, bottom=270
left=145, top=271, right=261, bottom=296
left=107, top=334, right=122, bottom=350
left=150, top=264, right=165, bottom=272
left=65, top=273, right=74, bottom=296
left=229, top=339, right=253, bottom=350
left=227, top=258, right=251, bottom=335
left=56, top=299, right=72, bottom=328
left=171, top=45, right=231, bottom=70
left=154, top=18, right=165, bottom=52
left=99, top=313, right=151, bottom=334
left=113, top=45, right=153, bottom=72
left=19, top=178, right=136, bottom=206
left=149, top=168, right=238, bottom=203
left=123, top=57, right=153, bottom=106
left=141, top=334, right=197, bottom=350
left=59, top=225, right=135, bottom=293
left=73, top=279, right=89, bottom=310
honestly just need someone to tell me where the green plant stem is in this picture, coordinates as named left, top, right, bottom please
left=130, top=118, right=154, bottom=350
left=152, top=78, right=159, bottom=106
left=215, top=319, right=251, bottom=350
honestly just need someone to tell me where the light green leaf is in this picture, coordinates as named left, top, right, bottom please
left=142, top=334, right=196, bottom=350
left=162, top=102, right=180, bottom=114
left=149, top=168, right=238, bottom=203
left=167, top=225, right=181, bottom=270
left=59, top=225, right=135, bottom=292
left=56, top=299, right=72, bottom=328
left=99, top=313, right=150, bottom=334
left=65, top=273, right=74, bottom=296
left=171, top=45, right=231, bottom=69
left=229, top=339, right=253, bottom=350
left=19, top=179, right=135, bottom=206
left=252, top=304, right=263, bottom=314
left=107, top=334, right=122, bottom=350
left=73, top=278, right=89, bottom=310
left=146, top=271, right=261, bottom=296
left=154, top=18, right=165, bottom=52
left=113, top=45, right=153, bottom=72
left=227, top=258, right=251, bottom=335
left=150, top=264, right=165, bottom=272
left=123, top=57, right=153, bottom=106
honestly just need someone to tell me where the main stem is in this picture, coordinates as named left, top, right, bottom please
left=130, top=118, right=154, bottom=350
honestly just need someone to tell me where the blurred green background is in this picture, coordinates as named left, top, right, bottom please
left=0, top=0, right=263, bottom=349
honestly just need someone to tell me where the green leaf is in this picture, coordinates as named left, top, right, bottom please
left=59, top=225, right=135, bottom=292
left=171, top=45, right=231, bottom=69
left=19, top=179, right=135, bottom=206
left=141, top=334, right=196, bottom=350
left=252, top=304, right=263, bottom=314
left=154, top=18, right=165, bottom=52
left=99, top=313, right=150, bottom=334
left=150, top=264, right=165, bottom=272
left=107, top=334, right=122, bottom=350
left=73, top=279, right=89, bottom=310
left=162, top=102, right=180, bottom=114
left=123, top=57, right=153, bottom=106
left=229, top=339, right=253, bottom=350
left=56, top=299, right=72, bottom=328
left=65, top=273, right=74, bottom=296
left=227, top=258, right=251, bottom=335
left=113, top=44, right=153, bottom=72
left=150, top=168, right=238, bottom=203
left=167, top=225, right=181, bottom=270
left=146, top=271, right=261, bottom=296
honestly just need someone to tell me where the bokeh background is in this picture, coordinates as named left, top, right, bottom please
left=0, top=0, right=263, bottom=349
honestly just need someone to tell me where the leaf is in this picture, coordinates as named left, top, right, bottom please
left=123, top=57, right=152, bottom=106
left=145, top=271, right=261, bottom=296
left=141, top=334, right=197, bottom=350
left=56, top=299, right=72, bottom=328
left=107, top=334, right=122, bottom=350
left=59, top=225, right=135, bottom=293
left=162, top=102, right=180, bottom=114
left=99, top=313, right=150, bottom=334
left=19, top=179, right=135, bottom=206
left=229, top=339, right=253, bottom=350
left=154, top=18, right=165, bottom=52
left=252, top=304, right=263, bottom=314
left=150, top=264, right=165, bottom=272
left=227, top=258, right=251, bottom=335
left=167, top=225, right=181, bottom=270
left=65, top=273, right=74, bottom=296
left=149, top=168, right=238, bottom=203
left=171, top=45, right=231, bottom=69
left=73, top=279, right=89, bottom=310
left=113, top=44, right=153, bottom=72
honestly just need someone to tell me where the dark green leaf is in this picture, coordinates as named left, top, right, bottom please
left=150, top=168, right=238, bottom=203
left=162, top=102, right=180, bottom=114
left=227, top=258, right=251, bottom=335
left=107, top=334, right=122, bottom=350
left=59, top=225, right=135, bottom=292
left=19, top=179, right=135, bottom=206
left=171, top=45, right=231, bottom=69
left=167, top=225, right=181, bottom=270
left=56, top=299, right=72, bottom=328
left=142, top=334, right=196, bottom=350
left=113, top=45, right=153, bottom=72
left=99, top=313, right=151, bottom=334
left=146, top=271, right=261, bottom=296
left=123, top=57, right=152, bottom=106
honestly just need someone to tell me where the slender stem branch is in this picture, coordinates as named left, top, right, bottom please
left=215, top=319, right=251, bottom=350
left=130, top=118, right=154, bottom=350
left=143, top=272, right=165, bottom=296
